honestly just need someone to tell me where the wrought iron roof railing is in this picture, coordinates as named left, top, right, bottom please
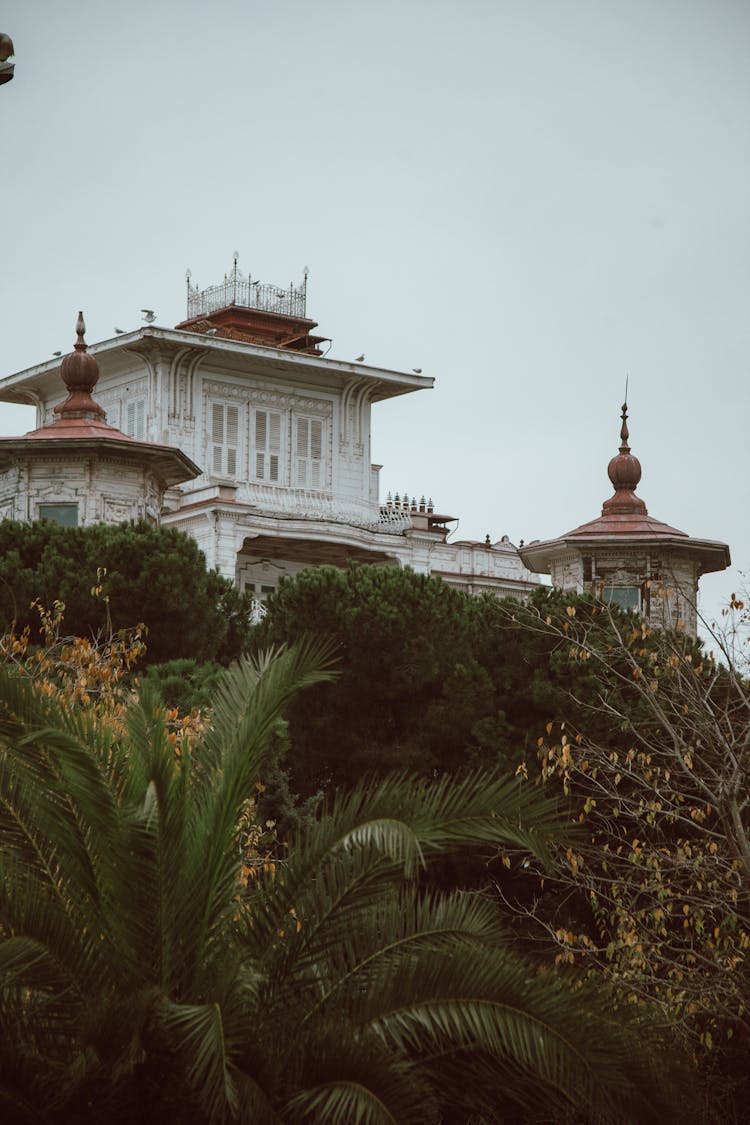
left=186, top=255, right=308, bottom=320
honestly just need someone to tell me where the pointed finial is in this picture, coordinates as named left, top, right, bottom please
left=619, top=400, right=630, bottom=453
left=603, top=398, right=645, bottom=514
left=55, top=311, right=106, bottom=421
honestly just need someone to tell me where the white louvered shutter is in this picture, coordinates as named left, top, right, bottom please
left=310, top=417, right=323, bottom=488
left=295, top=416, right=310, bottom=486
left=211, top=402, right=239, bottom=476
left=211, top=403, right=224, bottom=474
left=226, top=405, right=238, bottom=475
left=255, top=409, right=282, bottom=482
left=295, top=416, right=324, bottom=488
left=125, top=400, right=145, bottom=440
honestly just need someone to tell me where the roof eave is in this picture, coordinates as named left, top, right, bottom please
left=0, top=436, right=201, bottom=488
left=0, top=327, right=433, bottom=404
left=520, top=535, right=731, bottom=577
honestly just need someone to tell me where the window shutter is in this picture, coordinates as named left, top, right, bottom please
left=255, top=410, right=282, bottom=482
left=211, top=403, right=224, bottom=474
left=125, top=400, right=146, bottom=441
left=226, top=406, right=238, bottom=476
left=310, top=418, right=323, bottom=488
left=294, top=415, right=325, bottom=488
left=255, top=410, right=267, bottom=479
left=210, top=402, right=239, bottom=477
left=269, top=411, right=281, bottom=482
left=295, top=417, right=310, bottom=486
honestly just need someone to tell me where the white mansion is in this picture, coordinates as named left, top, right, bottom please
left=0, top=264, right=540, bottom=605
left=0, top=262, right=730, bottom=635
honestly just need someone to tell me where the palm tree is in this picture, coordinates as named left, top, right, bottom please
left=0, top=643, right=692, bottom=1124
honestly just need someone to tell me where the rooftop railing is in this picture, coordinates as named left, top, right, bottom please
left=186, top=256, right=309, bottom=320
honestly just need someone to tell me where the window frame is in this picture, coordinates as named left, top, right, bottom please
left=602, top=585, right=641, bottom=612
left=38, top=502, right=79, bottom=527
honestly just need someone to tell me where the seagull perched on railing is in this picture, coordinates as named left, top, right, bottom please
left=141, top=309, right=156, bottom=324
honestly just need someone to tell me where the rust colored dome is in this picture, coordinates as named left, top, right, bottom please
left=55, top=312, right=105, bottom=420
left=602, top=402, right=646, bottom=516
left=607, top=403, right=642, bottom=491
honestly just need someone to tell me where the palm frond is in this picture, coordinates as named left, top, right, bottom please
left=293, top=769, right=570, bottom=877
left=179, top=642, right=336, bottom=986
left=154, top=996, right=237, bottom=1121
left=283, top=1030, right=439, bottom=1125
left=295, top=888, right=507, bottom=1022
left=358, top=943, right=689, bottom=1124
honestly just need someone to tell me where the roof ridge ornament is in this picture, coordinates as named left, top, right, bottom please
left=602, top=397, right=646, bottom=516
left=54, top=311, right=106, bottom=421
left=619, top=400, right=630, bottom=454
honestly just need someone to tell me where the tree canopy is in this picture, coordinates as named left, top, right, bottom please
left=249, top=565, right=645, bottom=801
left=0, top=520, right=255, bottom=665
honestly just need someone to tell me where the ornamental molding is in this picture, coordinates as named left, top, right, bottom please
left=98, top=377, right=149, bottom=402
left=340, top=376, right=376, bottom=448
left=169, top=346, right=205, bottom=420
left=202, top=381, right=333, bottom=417
left=125, top=343, right=160, bottom=401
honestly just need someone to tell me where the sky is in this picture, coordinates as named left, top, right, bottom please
left=1, top=0, right=748, bottom=636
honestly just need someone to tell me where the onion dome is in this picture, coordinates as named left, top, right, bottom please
left=54, top=312, right=106, bottom=420
left=602, top=401, right=646, bottom=516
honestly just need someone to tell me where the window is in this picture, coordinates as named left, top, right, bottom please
left=210, top=402, right=240, bottom=477
left=294, top=415, right=325, bottom=489
left=38, top=503, right=78, bottom=527
left=254, top=409, right=282, bottom=483
left=602, top=586, right=640, bottom=612
left=124, top=399, right=146, bottom=441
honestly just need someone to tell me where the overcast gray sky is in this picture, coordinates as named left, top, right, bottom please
left=2, top=0, right=748, bottom=635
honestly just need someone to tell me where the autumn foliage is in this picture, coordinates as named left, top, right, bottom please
left=508, top=591, right=750, bottom=1118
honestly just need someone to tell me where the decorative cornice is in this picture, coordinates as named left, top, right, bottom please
left=203, top=381, right=333, bottom=416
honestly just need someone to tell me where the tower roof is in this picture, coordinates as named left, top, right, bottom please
left=0, top=313, right=200, bottom=488
left=520, top=401, right=730, bottom=575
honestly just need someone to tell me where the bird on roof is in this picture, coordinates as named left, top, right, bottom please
left=0, top=33, right=14, bottom=85
left=412, top=367, right=422, bottom=373
left=141, top=309, right=156, bottom=323
left=114, top=327, right=125, bottom=334
left=205, top=328, right=218, bottom=336
left=355, top=353, right=365, bottom=362
left=52, top=351, right=62, bottom=357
